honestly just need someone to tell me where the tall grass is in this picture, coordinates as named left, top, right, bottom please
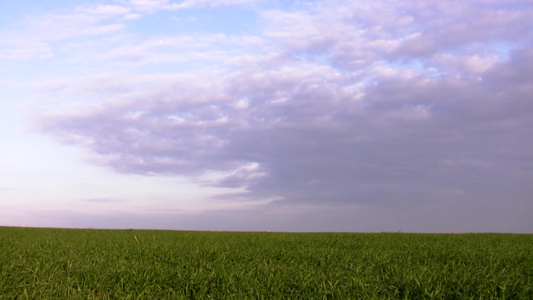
left=0, top=227, right=531, bottom=299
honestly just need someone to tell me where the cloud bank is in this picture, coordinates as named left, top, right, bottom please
left=32, top=0, right=533, bottom=231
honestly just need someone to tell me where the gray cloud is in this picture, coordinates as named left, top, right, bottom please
left=84, top=198, right=127, bottom=203
left=38, top=0, right=533, bottom=231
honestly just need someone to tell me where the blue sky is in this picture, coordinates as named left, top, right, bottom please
left=1, top=0, right=532, bottom=232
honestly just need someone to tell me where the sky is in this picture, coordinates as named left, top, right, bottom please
left=1, top=0, right=532, bottom=232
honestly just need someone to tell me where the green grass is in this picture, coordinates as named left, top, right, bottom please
left=0, top=227, right=531, bottom=299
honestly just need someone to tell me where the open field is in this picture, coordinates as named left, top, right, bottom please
left=0, top=227, right=531, bottom=299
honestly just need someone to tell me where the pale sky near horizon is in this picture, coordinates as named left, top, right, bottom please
left=1, top=0, right=532, bottom=232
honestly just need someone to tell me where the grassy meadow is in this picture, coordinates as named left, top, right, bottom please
left=0, top=227, right=531, bottom=299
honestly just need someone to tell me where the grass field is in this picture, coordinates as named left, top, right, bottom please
left=0, top=227, right=531, bottom=299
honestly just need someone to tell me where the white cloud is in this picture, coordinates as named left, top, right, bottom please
left=129, top=0, right=172, bottom=12
left=433, top=53, right=501, bottom=75
left=124, top=13, right=143, bottom=20
left=77, top=5, right=131, bottom=16
left=0, top=39, right=53, bottom=60
left=129, top=0, right=258, bottom=12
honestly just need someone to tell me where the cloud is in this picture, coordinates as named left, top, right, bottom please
left=124, top=13, right=143, bottom=20
left=40, top=53, right=533, bottom=205
left=0, top=39, right=53, bottom=60
left=37, top=0, right=533, bottom=220
left=83, top=198, right=127, bottom=203
left=77, top=5, right=131, bottom=16
left=0, top=6, right=128, bottom=62
left=259, top=0, right=533, bottom=72
left=129, top=0, right=259, bottom=13
left=97, top=34, right=261, bottom=68
left=24, top=11, right=126, bottom=42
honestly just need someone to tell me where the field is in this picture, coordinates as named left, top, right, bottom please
left=0, top=227, right=531, bottom=299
